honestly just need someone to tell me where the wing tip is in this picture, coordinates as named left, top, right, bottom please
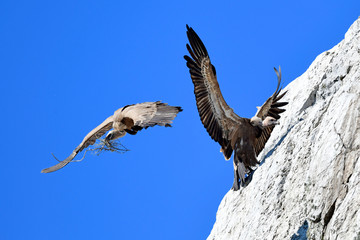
left=273, top=66, right=281, bottom=75
left=183, top=52, right=191, bottom=60
left=185, top=24, right=209, bottom=58
left=274, top=66, right=282, bottom=84
left=41, top=167, right=53, bottom=174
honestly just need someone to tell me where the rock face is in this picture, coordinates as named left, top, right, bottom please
left=208, top=17, right=360, bottom=240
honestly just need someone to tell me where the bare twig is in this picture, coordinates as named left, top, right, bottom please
left=89, top=139, right=130, bottom=155
left=71, top=150, right=89, bottom=162
left=50, top=139, right=129, bottom=165
left=51, top=150, right=90, bottom=163
left=51, top=153, right=62, bottom=162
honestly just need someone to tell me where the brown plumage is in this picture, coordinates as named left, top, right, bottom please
left=41, top=101, right=182, bottom=173
left=184, top=25, right=288, bottom=190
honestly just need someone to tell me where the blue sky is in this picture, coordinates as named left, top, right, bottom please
left=0, top=1, right=359, bottom=239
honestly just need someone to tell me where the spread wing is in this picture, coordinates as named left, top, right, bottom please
left=116, top=101, right=182, bottom=133
left=184, top=25, right=241, bottom=159
left=254, top=67, right=288, bottom=156
left=41, top=116, right=114, bottom=173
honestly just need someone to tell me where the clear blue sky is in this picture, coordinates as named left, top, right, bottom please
left=0, top=1, right=358, bottom=239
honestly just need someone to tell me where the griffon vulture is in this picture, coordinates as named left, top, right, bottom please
left=41, top=101, right=182, bottom=173
left=184, top=25, right=288, bottom=190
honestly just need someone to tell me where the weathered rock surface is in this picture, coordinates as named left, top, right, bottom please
left=208, top=17, right=360, bottom=240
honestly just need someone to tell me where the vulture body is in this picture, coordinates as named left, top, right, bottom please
left=184, top=25, right=288, bottom=190
left=41, top=101, right=182, bottom=173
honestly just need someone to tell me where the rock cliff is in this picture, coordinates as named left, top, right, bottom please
left=208, top=17, right=360, bottom=240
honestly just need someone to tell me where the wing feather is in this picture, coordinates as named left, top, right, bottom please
left=184, top=25, right=241, bottom=156
left=255, top=67, right=288, bottom=120
left=118, top=101, right=182, bottom=130
left=41, top=116, right=114, bottom=173
left=253, top=67, right=288, bottom=156
left=254, top=126, right=274, bottom=156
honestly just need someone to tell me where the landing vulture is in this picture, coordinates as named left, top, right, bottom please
left=41, top=101, right=182, bottom=173
left=184, top=25, right=288, bottom=190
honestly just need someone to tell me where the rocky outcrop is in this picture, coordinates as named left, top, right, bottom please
left=207, top=17, right=360, bottom=240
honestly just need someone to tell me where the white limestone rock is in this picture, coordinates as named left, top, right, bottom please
left=207, top=17, right=360, bottom=240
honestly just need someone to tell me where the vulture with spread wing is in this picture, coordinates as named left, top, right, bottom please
left=41, top=101, right=182, bottom=173
left=184, top=25, right=288, bottom=190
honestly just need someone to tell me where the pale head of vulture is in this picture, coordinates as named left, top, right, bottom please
left=262, top=116, right=279, bottom=127
left=105, top=130, right=126, bottom=141
left=250, top=116, right=279, bottom=128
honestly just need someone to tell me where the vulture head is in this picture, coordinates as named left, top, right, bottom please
left=263, top=116, right=279, bottom=127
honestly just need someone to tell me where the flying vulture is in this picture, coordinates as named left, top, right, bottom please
left=41, top=101, right=182, bottom=173
left=184, top=25, right=288, bottom=190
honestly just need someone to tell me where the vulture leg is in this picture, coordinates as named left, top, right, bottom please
left=232, top=168, right=240, bottom=191
left=241, top=169, right=255, bottom=187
